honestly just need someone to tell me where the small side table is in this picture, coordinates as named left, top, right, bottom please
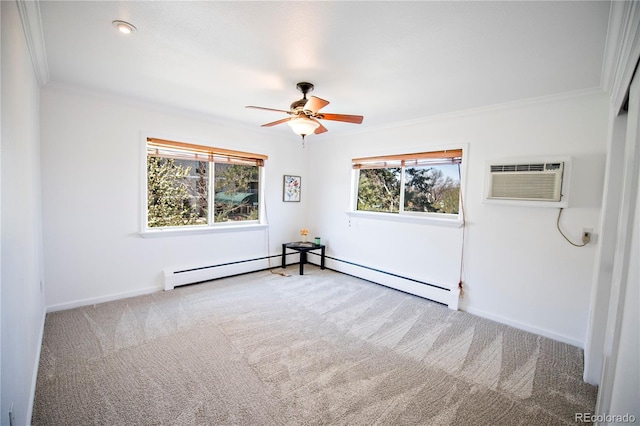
left=282, top=242, right=326, bottom=275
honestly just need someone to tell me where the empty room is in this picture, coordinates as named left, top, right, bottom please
left=2, top=1, right=639, bottom=425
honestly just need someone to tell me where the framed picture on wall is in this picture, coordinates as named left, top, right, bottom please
left=283, top=175, right=301, bottom=202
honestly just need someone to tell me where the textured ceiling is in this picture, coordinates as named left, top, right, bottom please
left=38, top=1, right=611, bottom=135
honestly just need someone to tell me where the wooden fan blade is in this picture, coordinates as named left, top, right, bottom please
left=304, top=96, right=330, bottom=113
left=261, top=117, right=291, bottom=127
left=246, top=106, right=292, bottom=114
left=312, top=118, right=328, bottom=134
left=320, top=113, right=364, bottom=124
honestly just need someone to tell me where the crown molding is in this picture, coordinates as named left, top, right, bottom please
left=340, top=87, right=607, bottom=137
left=601, top=0, right=640, bottom=112
left=43, top=81, right=274, bottom=136
left=16, top=0, right=50, bottom=87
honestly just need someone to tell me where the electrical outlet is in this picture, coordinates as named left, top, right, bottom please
left=582, top=228, right=592, bottom=245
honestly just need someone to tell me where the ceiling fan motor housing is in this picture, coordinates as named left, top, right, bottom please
left=290, top=99, right=308, bottom=112
left=291, top=82, right=315, bottom=112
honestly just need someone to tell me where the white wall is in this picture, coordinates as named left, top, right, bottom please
left=307, top=91, right=609, bottom=347
left=40, top=86, right=309, bottom=310
left=606, top=177, right=639, bottom=423
left=1, top=1, right=47, bottom=424
left=41, top=82, right=608, bottom=349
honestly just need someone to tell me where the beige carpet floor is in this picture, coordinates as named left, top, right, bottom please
left=33, top=266, right=596, bottom=425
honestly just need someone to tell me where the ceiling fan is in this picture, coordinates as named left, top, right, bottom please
left=246, top=82, right=364, bottom=140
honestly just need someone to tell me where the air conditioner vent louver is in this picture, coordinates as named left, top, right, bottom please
left=491, top=163, right=546, bottom=173
left=486, top=161, right=565, bottom=203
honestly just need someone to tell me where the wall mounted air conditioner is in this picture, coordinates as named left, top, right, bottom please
left=484, top=158, right=570, bottom=207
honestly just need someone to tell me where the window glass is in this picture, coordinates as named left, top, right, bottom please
left=353, top=149, right=462, bottom=217
left=146, top=138, right=266, bottom=229
left=147, top=157, right=208, bottom=227
left=404, top=164, right=460, bottom=214
left=357, top=167, right=401, bottom=213
left=214, top=163, right=259, bottom=222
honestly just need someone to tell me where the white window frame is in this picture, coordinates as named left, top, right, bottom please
left=349, top=146, right=466, bottom=227
left=140, top=136, right=268, bottom=237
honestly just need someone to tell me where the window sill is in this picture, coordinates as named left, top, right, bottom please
left=140, top=223, right=268, bottom=238
left=345, top=211, right=463, bottom=228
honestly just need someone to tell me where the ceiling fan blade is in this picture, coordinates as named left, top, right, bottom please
left=261, top=117, right=291, bottom=127
left=304, top=96, right=330, bottom=113
left=312, top=118, right=328, bottom=134
left=246, top=105, right=292, bottom=114
left=320, top=113, right=364, bottom=124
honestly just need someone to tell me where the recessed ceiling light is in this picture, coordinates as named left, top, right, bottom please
left=112, top=20, right=136, bottom=34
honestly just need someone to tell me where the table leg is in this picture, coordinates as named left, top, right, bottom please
left=282, top=244, right=286, bottom=268
left=321, top=246, right=325, bottom=269
left=299, top=251, right=306, bottom=275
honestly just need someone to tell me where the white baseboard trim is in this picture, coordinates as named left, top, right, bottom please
left=46, top=255, right=292, bottom=311
left=46, top=286, right=161, bottom=313
left=28, top=305, right=47, bottom=424
left=44, top=255, right=579, bottom=350
left=460, top=304, right=584, bottom=348
left=313, top=254, right=582, bottom=347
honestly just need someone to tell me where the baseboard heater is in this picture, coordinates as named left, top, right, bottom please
left=164, top=255, right=282, bottom=290
left=306, top=253, right=459, bottom=310
left=165, top=253, right=459, bottom=310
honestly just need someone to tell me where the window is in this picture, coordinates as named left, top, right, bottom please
left=352, top=149, right=462, bottom=217
left=146, top=138, right=267, bottom=229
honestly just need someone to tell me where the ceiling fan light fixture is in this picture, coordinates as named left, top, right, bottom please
left=246, top=82, right=363, bottom=140
left=112, top=20, right=136, bottom=34
left=287, top=116, right=320, bottom=136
